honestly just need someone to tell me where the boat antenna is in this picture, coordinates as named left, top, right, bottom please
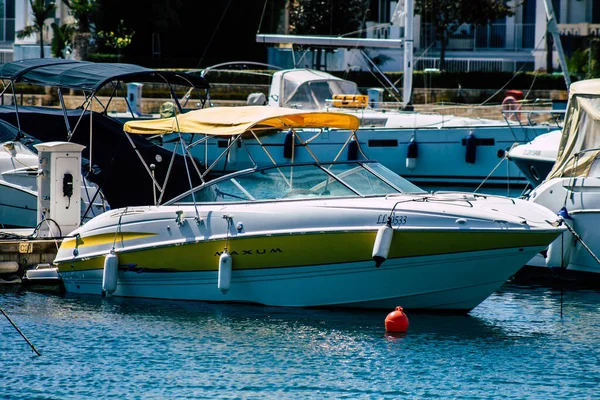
left=257, top=0, right=269, bottom=34
left=0, top=307, right=41, bottom=356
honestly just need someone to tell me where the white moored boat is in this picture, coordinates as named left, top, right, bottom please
left=0, top=139, right=38, bottom=228
left=53, top=107, right=564, bottom=312
left=241, top=68, right=558, bottom=190
left=528, top=79, right=600, bottom=276
left=188, top=68, right=560, bottom=190
left=507, top=129, right=561, bottom=188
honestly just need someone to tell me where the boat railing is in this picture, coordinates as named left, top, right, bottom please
left=385, top=192, right=477, bottom=208
left=325, top=98, right=565, bottom=128
left=501, top=109, right=565, bottom=127
left=500, top=108, right=565, bottom=142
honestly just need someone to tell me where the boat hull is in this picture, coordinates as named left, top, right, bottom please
left=506, top=155, right=554, bottom=188
left=529, top=177, right=600, bottom=275
left=0, top=181, right=37, bottom=228
left=55, top=194, right=563, bottom=312
left=60, top=246, right=544, bottom=312
left=57, top=222, right=556, bottom=312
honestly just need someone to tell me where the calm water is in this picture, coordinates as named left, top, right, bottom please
left=1, top=284, right=599, bottom=399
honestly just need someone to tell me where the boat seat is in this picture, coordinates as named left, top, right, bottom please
left=247, top=93, right=267, bottom=105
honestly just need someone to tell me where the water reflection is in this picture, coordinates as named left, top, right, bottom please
left=4, top=283, right=587, bottom=344
left=1, top=283, right=599, bottom=399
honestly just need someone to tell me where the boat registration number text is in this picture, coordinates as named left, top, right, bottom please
left=376, top=214, right=408, bottom=225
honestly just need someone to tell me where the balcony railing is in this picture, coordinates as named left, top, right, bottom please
left=366, top=22, right=536, bottom=51
left=414, top=57, right=531, bottom=72
left=420, top=23, right=536, bottom=51
left=558, top=23, right=600, bottom=36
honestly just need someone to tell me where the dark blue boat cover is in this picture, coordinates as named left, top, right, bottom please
left=0, top=106, right=204, bottom=208
left=0, top=59, right=209, bottom=91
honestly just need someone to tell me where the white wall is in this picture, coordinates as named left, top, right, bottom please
left=13, top=0, right=69, bottom=60
left=14, top=0, right=68, bottom=44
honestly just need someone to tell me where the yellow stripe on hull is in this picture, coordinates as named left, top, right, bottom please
left=61, top=232, right=158, bottom=249
left=56, top=230, right=559, bottom=273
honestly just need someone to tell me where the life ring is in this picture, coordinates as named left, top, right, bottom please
left=502, top=96, right=522, bottom=121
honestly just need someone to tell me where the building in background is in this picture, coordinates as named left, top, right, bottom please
left=0, top=0, right=15, bottom=63
left=11, top=0, right=70, bottom=61
left=266, top=0, right=599, bottom=73
left=0, top=0, right=597, bottom=73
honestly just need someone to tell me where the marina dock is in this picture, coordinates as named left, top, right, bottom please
left=0, top=230, right=61, bottom=285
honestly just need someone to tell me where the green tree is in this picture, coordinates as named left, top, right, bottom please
left=97, top=20, right=135, bottom=61
left=16, top=0, right=57, bottom=58
left=51, top=23, right=76, bottom=58
left=288, top=0, right=370, bottom=36
left=63, top=0, right=98, bottom=33
left=589, top=39, right=600, bottom=79
left=416, top=0, right=515, bottom=70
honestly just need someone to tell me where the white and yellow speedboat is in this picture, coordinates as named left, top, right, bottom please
left=54, top=107, right=564, bottom=312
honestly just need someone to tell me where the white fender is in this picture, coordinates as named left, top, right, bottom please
left=102, top=250, right=119, bottom=295
left=372, top=224, right=393, bottom=267
left=218, top=251, right=232, bottom=294
left=406, top=157, right=417, bottom=169
left=0, top=261, right=19, bottom=274
left=546, top=231, right=574, bottom=268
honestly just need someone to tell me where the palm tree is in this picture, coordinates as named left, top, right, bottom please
left=51, top=22, right=76, bottom=58
left=16, top=0, right=57, bottom=58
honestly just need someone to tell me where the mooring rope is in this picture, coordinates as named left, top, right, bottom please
left=561, top=219, right=600, bottom=265
left=0, top=307, right=41, bottom=356
left=474, top=153, right=508, bottom=193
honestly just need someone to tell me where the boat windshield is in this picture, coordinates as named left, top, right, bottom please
left=283, top=79, right=360, bottom=110
left=172, top=162, right=425, bottom=204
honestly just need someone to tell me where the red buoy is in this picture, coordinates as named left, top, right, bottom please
left=385, top=306, right=409, bottom=333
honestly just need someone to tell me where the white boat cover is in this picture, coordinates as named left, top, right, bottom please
left=547, top=79, right=600, bottom=179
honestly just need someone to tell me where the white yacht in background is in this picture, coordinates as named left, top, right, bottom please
left=507, top=129, right=561, bottom=188
left=266, top=68, right=512, bottom=129
left=248, top=0, right=569, bottom=192
left=250, top=0, right=561, bottom=191
left=527, top=79, right=600, bottom=277
left=181, top=65, right=560, bottom=191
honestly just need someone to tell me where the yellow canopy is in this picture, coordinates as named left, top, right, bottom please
left=123, top=106, right=360, bottom=136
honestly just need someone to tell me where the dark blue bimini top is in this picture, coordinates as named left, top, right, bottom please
left=0, top=59, right=209, bottom=91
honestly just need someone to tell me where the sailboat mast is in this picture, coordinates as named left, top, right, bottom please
left=403, top=0, right=414, bottom=108
left=542, top=0, right=571, bottom=89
